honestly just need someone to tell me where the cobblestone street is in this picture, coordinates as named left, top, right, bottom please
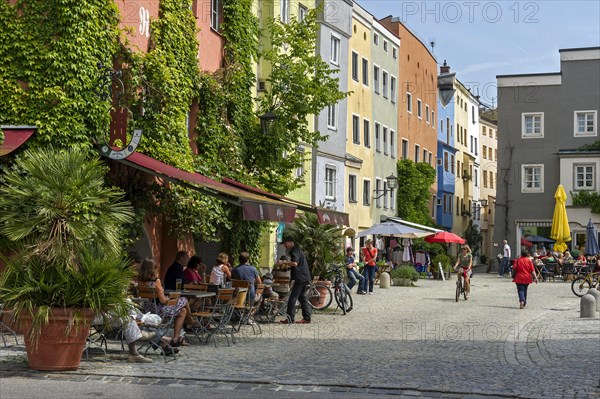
left=2, top=273, right=599, bottom=398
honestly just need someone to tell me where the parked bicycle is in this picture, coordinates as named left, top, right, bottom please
left=304, top=278, right=333, bottom=311
left=571, top=270, right=599, bottom=297
left=330, top=264, right=353, bottom=314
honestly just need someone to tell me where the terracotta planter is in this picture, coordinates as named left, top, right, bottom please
left=309, top=280, right=332, bottom=307
left=20, top=308, right=94, bottom=371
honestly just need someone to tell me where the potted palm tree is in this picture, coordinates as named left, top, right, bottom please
left=0, top=147, right=134, bottom=371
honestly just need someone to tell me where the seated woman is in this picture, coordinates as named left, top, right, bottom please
left=184, top=255, right=205, bottom=284
left=210, top=252, right=232, bottom=286
left=138, top=258, right=198, bottom=347
left=564, top=251, right=574, bottom=262
left=575, top=252, right=587, bottom=265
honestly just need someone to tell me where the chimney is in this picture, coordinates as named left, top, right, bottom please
left=440, top=60, right=450, bottom=74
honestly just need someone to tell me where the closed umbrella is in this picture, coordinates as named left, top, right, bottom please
left=550, top=184, right=571, bottom=253
left=584, top=219, right=599, bottom=256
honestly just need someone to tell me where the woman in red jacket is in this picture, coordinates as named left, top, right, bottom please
left=513, top=250, right=538, bottom=309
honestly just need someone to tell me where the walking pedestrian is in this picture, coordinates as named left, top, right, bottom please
left=278, top=236, right=312, bottom=324
left=361, top=239, right=378, bottom=295
left=499, top=239, right=511, bottom=277
left=512, top=250, right=538, bottom=309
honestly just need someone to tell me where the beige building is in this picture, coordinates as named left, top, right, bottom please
left=479, top=114, right=498, bottom=264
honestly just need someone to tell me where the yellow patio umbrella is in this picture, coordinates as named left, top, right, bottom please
left=550, top=184, right=571, bottom=253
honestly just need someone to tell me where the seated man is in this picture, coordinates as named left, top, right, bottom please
left=164, top=251, right=189, bottom=290
left=345, top=247, right=366, bottom=294
left=232, top=252, right=262, bottom=305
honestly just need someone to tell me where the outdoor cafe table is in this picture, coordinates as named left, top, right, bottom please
left=165, top=290, right=216, bottom=299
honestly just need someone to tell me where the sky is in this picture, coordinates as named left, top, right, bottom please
left=359, top=0, right=600, bottom=107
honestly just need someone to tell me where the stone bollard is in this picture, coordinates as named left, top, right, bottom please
left=580, top=294, right=596, bottom=318
left=379, top=272, right=390, bottom=289
left=585, top=288, right=600, bottom=311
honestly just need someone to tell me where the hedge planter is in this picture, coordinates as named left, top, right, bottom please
left=21, top=308, right=94, bottom=371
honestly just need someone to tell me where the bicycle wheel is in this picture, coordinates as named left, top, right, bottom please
left=571, top=276, right=591, bottom=297
left=334, top=286, right=348, bottom=315
left=344, top=286, right=353, bottom=312
left=307, top=283, right=333, bottom=310
left=455, top=280, right=461, bottom=302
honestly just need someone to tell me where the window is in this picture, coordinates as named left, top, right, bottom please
left=429, top=152, right=432, bottom=165
left=483, top=170, right=488, bottom=188
left=382, top=71, right=388, bottom=99
left=389, top=188, right=395, bottom=209
left=352, top=115, right=360, bottom=144
left=373, top=33, right=379, bottom=45
left=211, top=0, right=220, bottom=31
left=362, top=58, right=369, bottom=85
left=375, top=178, right=382, bottom=208
left=383, top=182, right=388, bottom=208
left=351, top=52, right=359, bottom=81
left=383, top=40, right=388, bottom=52
left=431, top=111, right=435, bottom=128
left=401, top=139, right=408, bottom=159
left=349, top=174, right=357, bottom=202
left=443, top=194, right=447, bottom=213
left=330, top=35, right=340, bottom=65
left=392, top=48, right=397, bottom=58
left=295, top=146, right=305, bottom=179
left=363, top=119, right=370, bottom=148
left=474, top=169, right=478, bottom=187
left=494, top=149, right=497, bottom=161
left=474, top=137, right=478, bottom=155
left=482, top=126, right=487, bottom=136
left=457, top=160, right=461, bottom=178
left=375, top=122, right=381, bottom=152
left=390, top=130, right=395, bottom=158
left=444, top=152, right=448, bottom=172
left=390, top=76, right=396, bottom=103
left=472, top=105, right=475, bottom=123
left=422, top=149, right=427, bottom=164
left=327, top=104, right=337, bottom=129
left=425, top=105, right=430, bottom=123
left=298, top=4, right=307, bottom=21
left=406, top=92, right=412, bottom=113
left=417, top=99, right=422, bottom=119
left=383, top=126, right=388, bottom=155
left=483, top=145, right=487, bottom=159
left=522, top=112, right=544, bottom=138
left=574, top=111, right=597, bottom=136
left=324, top=165, right=336, bottom=199
left=363, top=180, right=371, bottom=206
left=488, top=147, right=493, bottom=160
left=490, top=172, right=494, bottom=189
left=414, top=144, right=420, bottom=162
left=373, top=65, right=380, bottom=94
left=280, top=0, right=290, bottom=23
left=522, top=164, right=544, bottom=192
left=574, top=164, right=595, bottom=190
left=450, top=154, right=455, bottom=174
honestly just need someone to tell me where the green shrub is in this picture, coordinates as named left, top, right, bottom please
left=432, top=254, right=453, bottom=273
left=390, top=265, right=420, bottom=282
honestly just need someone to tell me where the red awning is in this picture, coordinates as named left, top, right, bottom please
left=222, top=177, right=349, bottom=226
left=0, top=126, right=37, bottom=156
left=117, top=152, right=296, bottom=223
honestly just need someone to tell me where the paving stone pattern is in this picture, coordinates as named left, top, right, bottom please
left=1, top=274, right=599, bottom=398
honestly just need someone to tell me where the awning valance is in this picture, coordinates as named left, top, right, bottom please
left=0, top=126, right=37, bottom=156
left=116, top=152, right=296, bottom=223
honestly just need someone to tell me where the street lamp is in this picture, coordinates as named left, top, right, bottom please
left=259, top=111, right=277, bottom=135
left=373, top=174, right=398, bottom=199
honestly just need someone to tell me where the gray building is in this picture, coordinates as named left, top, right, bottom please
left=495, top=47, right=600, bottom=253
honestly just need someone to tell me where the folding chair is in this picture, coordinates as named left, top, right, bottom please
left=235, top=284, right=264, bottom=335
left=0, top=304, right=19, bottom=347
left=190, top=288, right=235, bottom=347
left=136, top=286, right=179, bottom=362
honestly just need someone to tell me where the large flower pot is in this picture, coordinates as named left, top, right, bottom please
left=309, top=280, right=332, bottom=307
left=21, top=308, right=94, bottom=371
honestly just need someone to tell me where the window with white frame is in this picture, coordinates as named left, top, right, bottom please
left=327, top=104, right=337, bottom=129
left=417, top=99, right=422, bottom=119
left=349, top=174, right=357, bottom=202
left=483, top=145, right=487, bottom=159
left=444, top=152, right=448, bottom=172
left=362, top=58, right=369, bottom=85
left=373, top=65, right=380, bottom=94
left=425, top=105, right=430, bottom=123
left=352, top=114, right=360, bottom=144
left=474, top=169, right=478, bottom=187
left=330, top=35, right=340, bottom=65
left=422, top=149, right=427, bottom=163
left=375, top=122, right=381, bottom=152
left=363, top=180, right=371, bottom=206
left=574, top=164, right=595, bottom=190
left=450, top=154, right=454, bottom=174
left=211, top=0, right=220, bottom=31
left=483, top=170, right=488, bottom=188
left=402, top=139, right=408, bottom=159
left=406, top=92, right=412, bottom=113
left=351, top=51, right=359, bottom=81
left=375, top=178, right=382, bottom=208
left=298, top=4, right=307, bottom=21
left=373, top=33, right=379, bottom=45
left=383, top=40, right=388, bottom=52
left=295, top=146, right=305, bottom=179
left=392, top=47, right=397, bottom=59
left=383, top=126, right=388, bottom=155
left=390, top=76, right=396, bottom=103
left=414, top=144, right=420, bottom=162
left=431, top=110, right=435, bottom=128
left=383, top=181, right=388, bottom=208
left=390, top=130, right=395, bottom=158
left=522, top=112, right=544, bottom=138
left=382, top=71, right=388, bottom=98
left=574, top=111, right=597, bottom=136
left=324, top=165, right=336, bottom=199
left=280, top=0, right=290, bottom=23
left=363, top=119, right=370, bottom=147
left=428, top=151, right=432, bottom=165
left=521, top=164, right=544, bottom=192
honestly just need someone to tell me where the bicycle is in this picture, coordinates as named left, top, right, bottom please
left=571, top=270, right=599, bottom=297
left=455, top=267, right=469, bottom=302
left=303, top=278, right=333, bottom=311
left=330, top=264, right=353, bottom=315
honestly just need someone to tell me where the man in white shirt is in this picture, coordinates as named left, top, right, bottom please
left=499, top=239, right=511, bottom=277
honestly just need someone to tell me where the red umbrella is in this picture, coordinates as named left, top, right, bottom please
left=424, top=231, right=466, bottom=244
left=520, top=237, right=533, bottom=247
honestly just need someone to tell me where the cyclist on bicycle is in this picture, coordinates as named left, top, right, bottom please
left=454, top=244, right=473, bottom=299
